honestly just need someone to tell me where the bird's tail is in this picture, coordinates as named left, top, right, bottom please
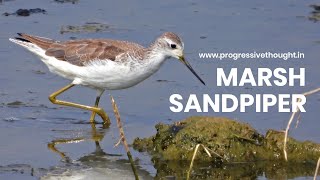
left=9, top=33, right=56, bottom=58
left=10, top=33, right=56, bottom=49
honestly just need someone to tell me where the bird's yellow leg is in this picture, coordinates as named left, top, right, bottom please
left=89, top=95, right=101, bottom=122
left=48, top=83, right=111, bottom=126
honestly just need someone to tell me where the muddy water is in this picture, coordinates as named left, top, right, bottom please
left=0, top=0, right=319, bottom=179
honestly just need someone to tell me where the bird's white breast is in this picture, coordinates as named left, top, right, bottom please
left=74, top=54, right=167, bottom=90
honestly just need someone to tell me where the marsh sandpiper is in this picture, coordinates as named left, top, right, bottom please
left=9, top=32, right=205, bottom=125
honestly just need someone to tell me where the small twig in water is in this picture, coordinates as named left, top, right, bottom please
left=201, top=144, right=226, bottom=160
left=283, top=87, right=320, bottom=161
left=186, top=144, right=225, bottom=180
left=295, top=113, right=302, bottom=129
left=111, top=96, right=139, bottom=180
left=114, top=138, right=122, bottom=147
left=314, top=157, right=320, bottom=180
left=187, top=144, right=200, bottom=180
left=201, top=144, right=212, bottom=158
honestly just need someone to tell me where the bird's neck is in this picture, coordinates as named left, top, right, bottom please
left=139, top=47, right=168, bottom=76
left=145, top=46, right=168, bottom=65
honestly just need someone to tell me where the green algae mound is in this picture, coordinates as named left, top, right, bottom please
left=133, top=116, right=320, bottom=163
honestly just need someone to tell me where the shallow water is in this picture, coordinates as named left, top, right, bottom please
left=0, top=0, right=319, bottom=179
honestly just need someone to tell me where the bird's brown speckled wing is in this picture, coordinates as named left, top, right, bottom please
left=45, top=40, right=125, bottom=66
left=15, top=33, right=146, bottom=66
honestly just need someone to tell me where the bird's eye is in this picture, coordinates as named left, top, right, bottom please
left=170, top=44, right=177, bottom=49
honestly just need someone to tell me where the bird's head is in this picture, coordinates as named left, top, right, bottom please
left=154, top=32, right=205, bottom=85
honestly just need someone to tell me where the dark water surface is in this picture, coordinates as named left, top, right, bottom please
left=0, top=0, right=319, bottom=179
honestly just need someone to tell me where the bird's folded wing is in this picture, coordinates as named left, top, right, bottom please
left=45, top=40, right=125, bottom=66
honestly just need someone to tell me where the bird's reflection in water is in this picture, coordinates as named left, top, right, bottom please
left=44, top=123, right=153, bottom=179
left=47, top=123, right=120, bottom=163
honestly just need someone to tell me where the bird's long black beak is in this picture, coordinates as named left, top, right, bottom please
left=179, top=56, right=205, bottom=85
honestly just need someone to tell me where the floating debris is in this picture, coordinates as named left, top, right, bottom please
left=310, top=4, right=320, bottom=11
left=156, top=79, right=175, bottom=83
left=60, top=22, right=111, bottom=34
left=3, top=117, right=19, bottom=122
left=2, top=8, right=46, bottom=17
left=54, top=0, right=79, bottom=4
left=0, top=92, right=8, bottom=96
left=0, top=0, right=15, bottom=5
left=32, top=70, right=46, bottom=75
left=309, top=4, right=320, bottom=22
left=7, top=101, right=25, bottom=106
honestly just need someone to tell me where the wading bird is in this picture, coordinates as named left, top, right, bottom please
left=9, top=32, right=205, bottom=125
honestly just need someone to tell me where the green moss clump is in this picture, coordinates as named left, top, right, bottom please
left=133, top=116, right=320, bottom=163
